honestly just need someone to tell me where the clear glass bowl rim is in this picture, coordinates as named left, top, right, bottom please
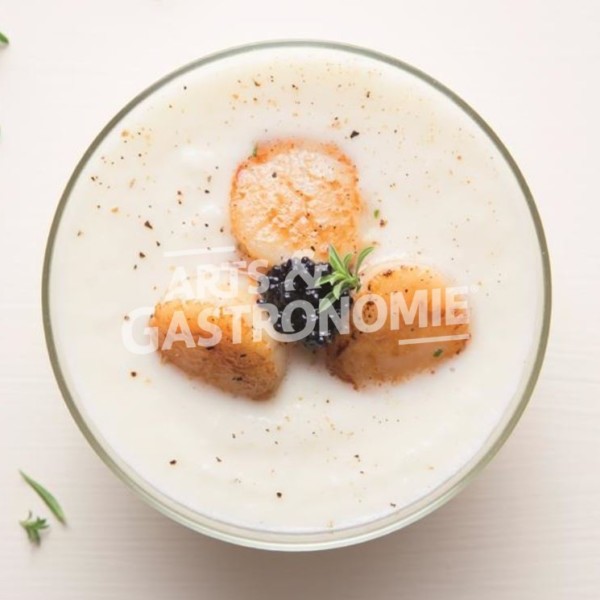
left=42, top=39, right=552, bottom=552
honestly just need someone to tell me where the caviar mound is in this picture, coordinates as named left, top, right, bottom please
left=230, top=139, right=363, bottom=266
left=258, top=256, right=352, bottom=349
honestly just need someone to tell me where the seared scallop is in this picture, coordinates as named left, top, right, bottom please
left=326, top=263, right=471, bottom=388
left=230, top=138, right=363, bottom=266
left=150, top=270, right=287, bottom=399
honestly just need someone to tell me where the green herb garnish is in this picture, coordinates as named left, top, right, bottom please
left=374, top=208, right=380, bottom=219
left=20, top=512, right=49, bottom=545
left=433, top=348, right=443, bottom=357
left=317, top=245, right=374, bottom=312
left=251, top=143, right=258, bottom=157
left=20, top=471, right=66, bottom=524
left=0, top=31, right=8, bottom=45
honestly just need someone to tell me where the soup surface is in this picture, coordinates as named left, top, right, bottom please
left=49, top=45, right=544, bottom=532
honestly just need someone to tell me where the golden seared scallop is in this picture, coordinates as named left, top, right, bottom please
left=150, top=270, right=286, bottom=399
left=326, top=263, right=471, bottom=388
left=230, top=138, right=363, bottom=266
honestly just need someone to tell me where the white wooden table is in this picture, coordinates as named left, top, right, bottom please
left=1, top=1, right=598, bottom=598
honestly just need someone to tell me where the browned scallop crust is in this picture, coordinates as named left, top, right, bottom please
left=230, top=139, right=363, bottom=266
left=326, top=264, right=471, bottom=388
left=151, top=294, right=286, bottom=400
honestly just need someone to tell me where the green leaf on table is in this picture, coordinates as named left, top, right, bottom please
left=20, top=471, right=66, bottom=524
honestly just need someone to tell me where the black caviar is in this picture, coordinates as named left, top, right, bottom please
left=258, top=256, right=351, bottom=348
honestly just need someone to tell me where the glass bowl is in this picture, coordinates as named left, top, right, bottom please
left=42, top=40, right=551, bottom=551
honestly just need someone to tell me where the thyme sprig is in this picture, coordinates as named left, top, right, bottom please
left=317, top=245, right=374, bottom=312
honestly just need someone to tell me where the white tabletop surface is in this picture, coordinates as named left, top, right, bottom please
left=1, top=0, right=599, bottom=598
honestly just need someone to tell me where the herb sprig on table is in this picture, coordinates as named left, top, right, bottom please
left=0, top=31, right=9, bottom=45
left=20, top=512, right=49, bottom=545
left=19, top=471, right=66, bottom=546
